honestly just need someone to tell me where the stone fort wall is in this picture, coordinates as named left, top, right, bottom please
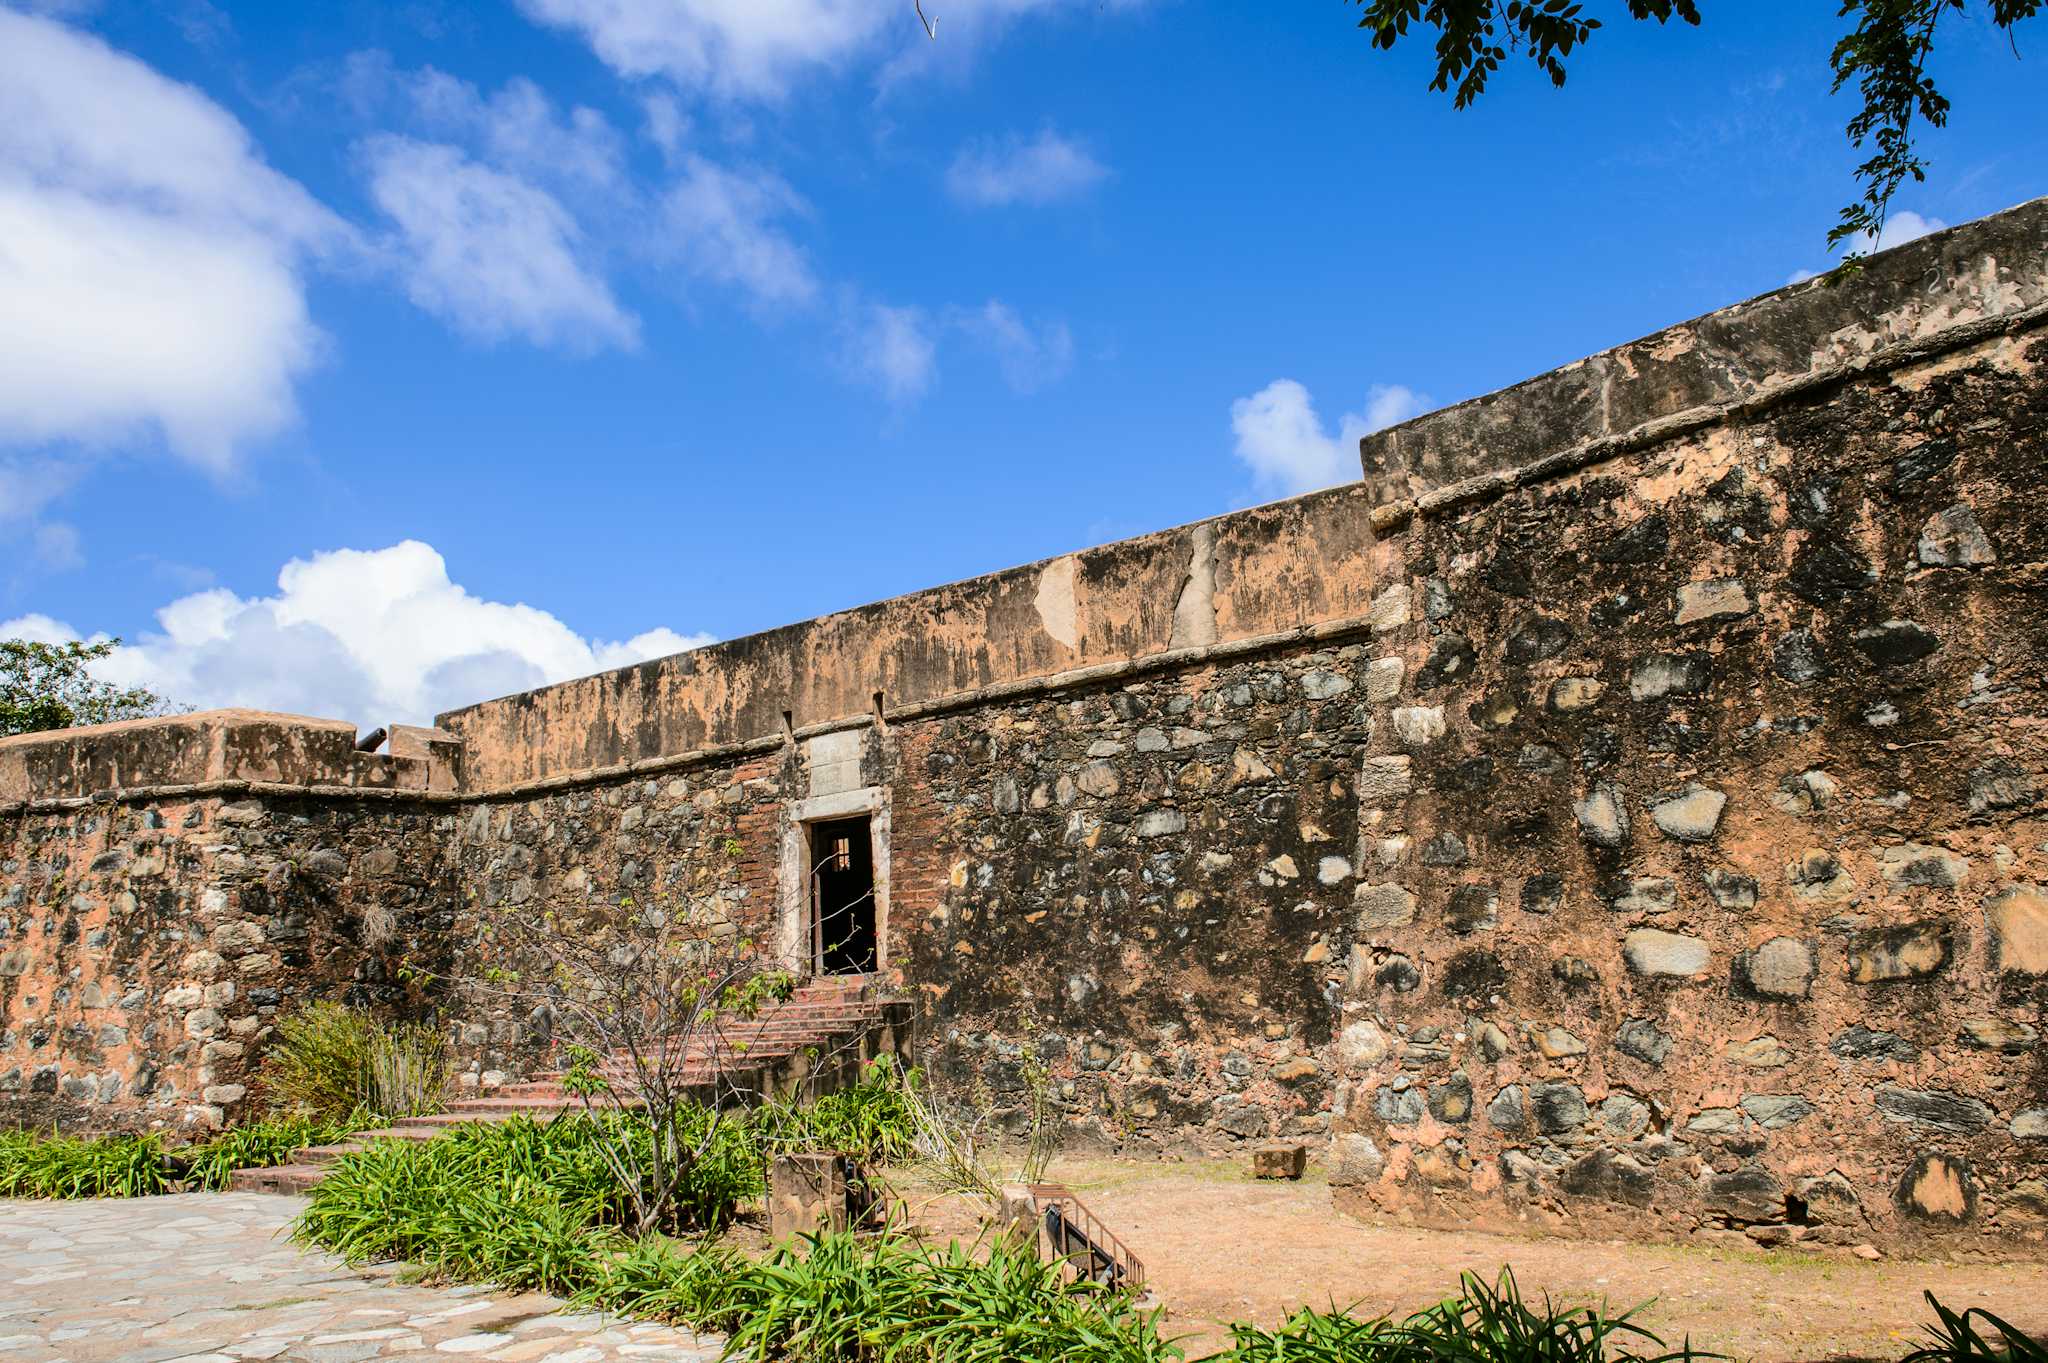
left=3, top=198, right=2044, bottom=1251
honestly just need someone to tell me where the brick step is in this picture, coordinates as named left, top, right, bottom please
left=230, top=1163, right=328, bottom=1195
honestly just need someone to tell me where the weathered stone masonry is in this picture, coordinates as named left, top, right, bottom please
left=3, top=199, right=2044, bottom=1250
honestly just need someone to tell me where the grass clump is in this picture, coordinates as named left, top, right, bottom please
left=572, top=1228, right=1177, bottom=1363
left=0, top=1113, right=360, bottom=1198
left=1220, top=1268, right=1702, bottom=1363
left=259, top=1001, right=447, bottom=1121
left=0, top=1129, right=174, bottom=1198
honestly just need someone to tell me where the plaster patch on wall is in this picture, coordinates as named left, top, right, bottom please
left=1034, top=555, right=1080, bottom=650
left=1170, top=523, right=1219, bottom=650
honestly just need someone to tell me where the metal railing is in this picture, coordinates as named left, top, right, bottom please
left=1026, top=1182, right=1145, bottom=1290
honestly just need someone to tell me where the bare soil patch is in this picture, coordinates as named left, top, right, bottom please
left=877, top=1156, right=2048, bottom=1362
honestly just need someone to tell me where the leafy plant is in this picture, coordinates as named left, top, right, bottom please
left=295, top=1107, right=762, bottom=1273
left=754, top=1058, right=921, bottom=1165
left=703, top=1228, right=1177, bottom=1363
left=1218, top=1268, right=1703, bottom=1363
left=0, top=1114, right=357, bottom=1198
left=0, top=1129, right=172, bottom=1198
left=1904, top=1291, right=2048, bottom=1363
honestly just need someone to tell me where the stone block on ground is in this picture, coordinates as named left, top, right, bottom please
left=1252, top=1139, right=1309, bottom=1180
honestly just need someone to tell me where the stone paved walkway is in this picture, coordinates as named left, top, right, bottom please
left=0, top=1194, right=725, bottom=1363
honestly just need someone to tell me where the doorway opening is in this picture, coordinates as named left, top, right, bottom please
left=808, top=815, right=877, bottom=976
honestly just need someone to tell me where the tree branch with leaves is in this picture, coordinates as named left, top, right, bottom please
left=1347, top=0, right=2040, bottom=261
left=1, top=637, right=167, bottom=738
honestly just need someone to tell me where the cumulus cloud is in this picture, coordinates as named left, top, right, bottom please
left=0, top=8, right=344, bottom=472
left=1787, top=209, right=1947, bottom=285
left=843, top=302, right=937, bottom=402
left=946, top=129, right=1108, bottom=207
left=1230, top=379, right=1429, bottom=497
left=656, top=155, right=818, bottom=306
left=363, top=135, right=639, bottom=351
left=2, top=541, right=713, bottom=727
left=954, top=300, right=1072, bottom=392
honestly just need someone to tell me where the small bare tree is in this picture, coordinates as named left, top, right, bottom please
left=459, top=888, right=795, bottom=1235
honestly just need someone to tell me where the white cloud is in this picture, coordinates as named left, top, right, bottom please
left=946, top=129, right=1107, bottom=207
left=656, top=155, right=818, bottom=306
left=955, top=300, right=1072, bottom=392
left=404, top=68, right=627, bottom=194
left=1787, top=209, right=1947, bottom=285
left=642, top=93, right=691, bottom=161
left=3, top=541, right=713, bottom=727
left=363, top=135, right=639, bottom=351
left=515, top=0, right=888, bottom=100
left=515, top=0, right=1145, bottom=100
left=1229, top=379, right=1428, bottom=497
left=844, top=302, right=937, bottom=402
left=0, top=9, right=344, bottom=472
left=29, top=523, right=83, bottom=573
left=0, top=613, right=78, bottom=646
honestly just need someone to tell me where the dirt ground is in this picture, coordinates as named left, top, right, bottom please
left=871, top=1156, right=2048, bottom=1362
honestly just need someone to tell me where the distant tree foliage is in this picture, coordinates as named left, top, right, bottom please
left=1347, top=0, right=2041, bottom=258
left=0, top=638, right=166, bottom=737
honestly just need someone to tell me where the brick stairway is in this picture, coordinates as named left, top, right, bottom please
left=232, top=977, right=910, bottom=1195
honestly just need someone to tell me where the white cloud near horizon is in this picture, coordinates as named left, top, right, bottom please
left=3, top=541, right=713, bottom=727
left=947, top=129, right=1108, bottom=207
left=1787, top=209, right=1946, bottom=285
left=363, top=135, right=640, bottom=351
left=0, top=8, right=345, bottom=473
left=1230, top=379, right=1429, bottom=497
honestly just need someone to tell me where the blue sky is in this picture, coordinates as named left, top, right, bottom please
left=2, top=1, right=2043, bottom=726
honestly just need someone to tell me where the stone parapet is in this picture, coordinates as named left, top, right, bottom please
left=0, top=710, right=462, bottom=809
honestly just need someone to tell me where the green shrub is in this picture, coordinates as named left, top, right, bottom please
left=258, top=1001, right=446, bottom=1121
left=753, top=1058, right=921, bottom=1165
left=259, top=1002, right=373, bottom=1119
left=1905, top=1292, right=2046, bottom=1363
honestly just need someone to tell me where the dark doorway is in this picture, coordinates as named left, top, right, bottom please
left=810, top=816, right=877, bottom=975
